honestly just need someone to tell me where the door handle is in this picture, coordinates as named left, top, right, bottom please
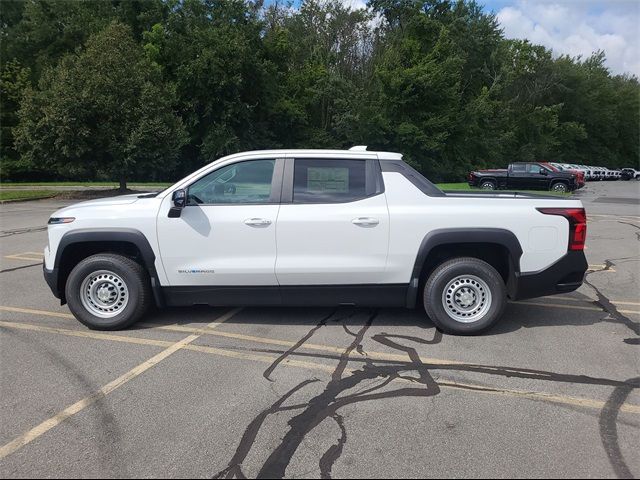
left=352, top=217, right=379, bottom=227
left=244, top=218, right=272, bottom=227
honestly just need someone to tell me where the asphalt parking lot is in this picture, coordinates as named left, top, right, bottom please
left=0, top=181, right=638, bottom=478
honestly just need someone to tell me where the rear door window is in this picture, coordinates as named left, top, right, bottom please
left=293, top=159, right=369, bottom=203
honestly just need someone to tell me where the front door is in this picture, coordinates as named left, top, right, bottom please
left=526, top=163, right=551, bottom=189
left=157, top=158, right=282, bottom=287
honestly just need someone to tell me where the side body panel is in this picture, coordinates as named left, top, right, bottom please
left=381, top=171, right=576, bottom=286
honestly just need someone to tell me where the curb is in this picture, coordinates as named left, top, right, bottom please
left=0, top=194, right=59, bottom=204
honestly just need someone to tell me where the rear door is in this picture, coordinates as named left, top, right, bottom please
left=275, top=155, right=390, bottom=286
left=507, top=163, right=528, bottom=189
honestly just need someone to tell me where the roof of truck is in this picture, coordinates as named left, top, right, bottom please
left=215, top=147, right=403, bottom=162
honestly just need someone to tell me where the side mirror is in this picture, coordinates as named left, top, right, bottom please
left=168, top=189, right=186, bottom=218
left=540, top=169, right=548, bottom=175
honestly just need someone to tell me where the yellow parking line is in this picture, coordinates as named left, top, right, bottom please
left=0, top=306, right=466, bottom=366
left=0, top=306, right=74, bottom=319
left=587, top=264, right=616, bottom=273
left=552, top=296, right=640, bottom=307
left=513, top=301, right=640, bottom=315
left=4, top=251, right=44, bottom=261
left=138, top=322, right=468, bottom=366
left=0, top=308, right=241, bottom=460
left=0, top=319, right=639, bottom=417
left=2, top=302, right=638, bottom=371
left=0, top=319, right=170, bottom=347
left=612, top=301, right=640, bottom=307
left=589, top=214, right=640, bottom=221
left=4, top=255, right=43, bottom=262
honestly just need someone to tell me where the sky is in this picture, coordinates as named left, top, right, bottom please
left=481, top=0, right=640, bottom=77
left=280, top=0, right=639, bottom=77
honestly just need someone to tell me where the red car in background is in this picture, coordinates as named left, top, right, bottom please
left=542, top=162, right=585, bottom=189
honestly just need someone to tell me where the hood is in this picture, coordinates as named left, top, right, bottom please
left=64, top=194, right=141, bottom=209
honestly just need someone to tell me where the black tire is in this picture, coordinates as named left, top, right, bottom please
left=65, top=253, right=150, bottom=330
left=480, top=180, right=496, bottom=190
left=423, top=257, right=507, bottom=335
left=550, top=181, right=568, bottom=193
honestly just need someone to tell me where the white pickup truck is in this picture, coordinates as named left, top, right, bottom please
left=44, top=147, right=588, bottom=334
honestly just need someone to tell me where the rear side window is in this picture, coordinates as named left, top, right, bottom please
left=511, top=164, right=526, bottom=173
left=293, top=159, right=369, bottom=203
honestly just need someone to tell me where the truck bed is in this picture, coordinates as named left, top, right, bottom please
left=443, top=190, right=570, bottom=200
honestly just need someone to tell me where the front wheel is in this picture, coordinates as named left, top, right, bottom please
left=423, top=257, right=507, bottom=335
left=65, top=253, right=151, bottom=330
left=480, top=180, right=496, bottom=190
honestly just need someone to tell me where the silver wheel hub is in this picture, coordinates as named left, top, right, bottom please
left=442, top=275, right=492, bottom=323
left=80, top=270, right=129, bottom=319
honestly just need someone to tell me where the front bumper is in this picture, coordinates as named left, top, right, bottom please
left=43, top=264, right=62, bottom=300
left=513, top=250, right=588, bottom=300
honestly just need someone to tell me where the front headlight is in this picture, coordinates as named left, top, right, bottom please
left=48, top=217, right=75, bottom=225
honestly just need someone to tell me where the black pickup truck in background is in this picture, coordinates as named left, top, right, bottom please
left=468, top=162, right=579, bottom=193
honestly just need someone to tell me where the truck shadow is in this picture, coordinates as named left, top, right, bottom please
left=138, top=299, right=628, bottom=336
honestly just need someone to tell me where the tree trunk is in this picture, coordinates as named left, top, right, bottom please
left=119, top=176, right=127, bottom=192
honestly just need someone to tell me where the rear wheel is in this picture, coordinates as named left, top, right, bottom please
left=423, top=257, right=507, bottom=335
left=65, top=253, right=150, bottom=330
left=550, top=181, right=568, bottom=193
left=480, top=180, right=496, bottom=190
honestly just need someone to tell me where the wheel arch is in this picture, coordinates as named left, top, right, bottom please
left=479, top=177, right=498, bottom=186
left=406, top=228, right=523, bottom=308
left=53, top=228, right=164, bottom=307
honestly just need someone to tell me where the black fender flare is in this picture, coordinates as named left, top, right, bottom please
left=406, top=228, right=523, bottom=307
left=478, top=177, right=498, bottom=184
left=54, top=228, right=164, bottom=307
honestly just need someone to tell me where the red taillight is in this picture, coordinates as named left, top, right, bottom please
left=537, top=207, right=587, bottom=251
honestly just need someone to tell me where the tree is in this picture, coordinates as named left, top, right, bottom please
left=14, top=21, right=186, bottom=190
left=3, top=0, right=639, bottom=183
left=142, top=0, right=272, bottom=175
left=0, top=60, right=30, bottom=178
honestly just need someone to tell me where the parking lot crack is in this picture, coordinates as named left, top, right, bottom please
left=618, top=221, right=640, bottom=241
left=599, top=376, right=640, bottom=479
left=262, top=308, right=337, bottom=381
left=0, top=262, right=42, bottom=273
left=583, top=261, right=640, bottom=339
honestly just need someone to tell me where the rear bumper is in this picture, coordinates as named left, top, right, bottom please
left=43, top=264, right=61, bottom=300
left=513, top=251, right=588, bottom=300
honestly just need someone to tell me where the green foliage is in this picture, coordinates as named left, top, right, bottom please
left=1, top=0, right=639, bottom=183
left=12, top=21, right=186, bottom=188
left=0, top=190, right=57, bottom=202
